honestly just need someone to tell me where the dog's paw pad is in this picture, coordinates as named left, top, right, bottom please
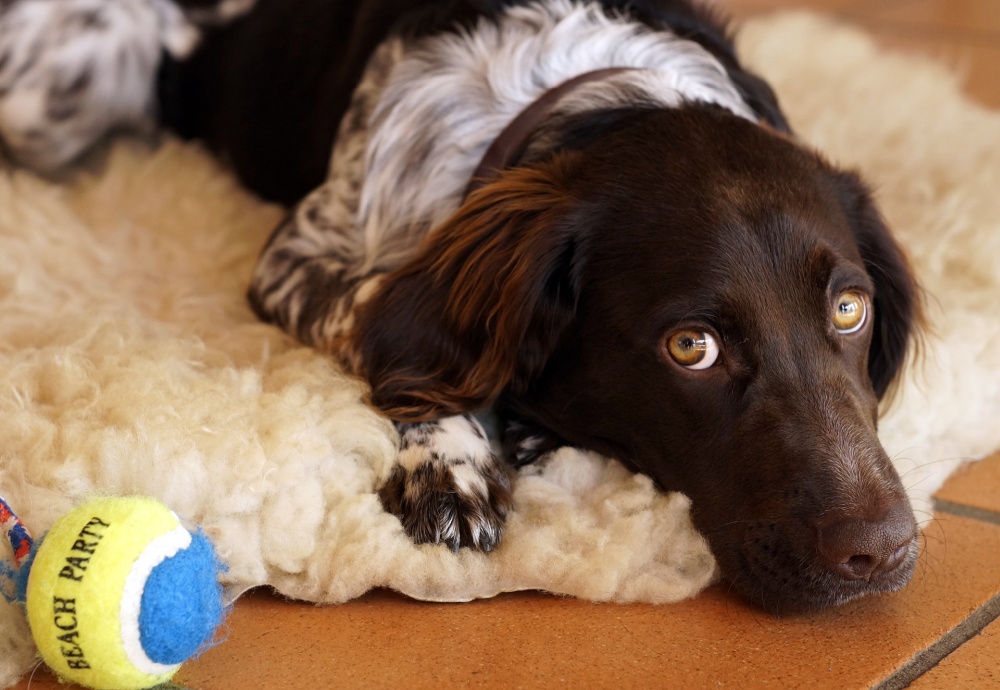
left=378, top=457, right=512, bottom=553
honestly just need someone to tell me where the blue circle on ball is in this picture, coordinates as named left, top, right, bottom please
left=138, top=530, right=224, bottom=665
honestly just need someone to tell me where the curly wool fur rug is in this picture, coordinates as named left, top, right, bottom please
left=3, top=11, right=1000, bottom=685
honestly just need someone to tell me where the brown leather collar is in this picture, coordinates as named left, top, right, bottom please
left=464, top=67, right=634, bottom=197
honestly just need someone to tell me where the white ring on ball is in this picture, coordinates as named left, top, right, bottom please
left=119, top=521, right=192, bottom=675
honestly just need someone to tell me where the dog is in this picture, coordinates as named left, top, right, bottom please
left=0, top=0, right=922, bottom=612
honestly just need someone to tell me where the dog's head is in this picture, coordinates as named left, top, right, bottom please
left=355, top=104, right=922, bottom=612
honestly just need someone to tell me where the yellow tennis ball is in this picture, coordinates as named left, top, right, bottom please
left=24, top=497, right=223, bottom=690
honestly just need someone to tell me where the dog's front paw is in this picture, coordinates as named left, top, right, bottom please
left=378, top=417, right=512, bottom=552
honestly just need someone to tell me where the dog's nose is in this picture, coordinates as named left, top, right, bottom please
left=814, top=502, right=916, bottom=581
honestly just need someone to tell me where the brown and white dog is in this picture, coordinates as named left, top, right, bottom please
left=0, top=0, right=922, bottom=611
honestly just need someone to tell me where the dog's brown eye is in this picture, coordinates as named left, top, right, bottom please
left=833, top=291, right=868, bottom=334
left=665, top=330, right=719, bottom=370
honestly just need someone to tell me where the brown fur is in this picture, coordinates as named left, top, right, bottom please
left=354, top=105, right=924, bottom=610
left=355, top=155, right=582, bottom=421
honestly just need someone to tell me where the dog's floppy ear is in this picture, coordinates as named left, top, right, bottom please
left=836, top=171, right=923, bottom=399
left=354, top=154, right=589, bottom=421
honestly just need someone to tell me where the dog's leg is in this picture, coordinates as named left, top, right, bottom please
left=0, top=0, right=255, bottom=172
left=246, top=181, right=384, bottom=353
left=250, top=189, right=515, bottom=553
left=247, top=37, right=397, bottom=353
left=502, top=416, right=570, bottom=468
left=379, top=416, right=512, bottom=553
left=248, top=48, right=513, bottom=553
left=0, top=0, right=197, bottom=171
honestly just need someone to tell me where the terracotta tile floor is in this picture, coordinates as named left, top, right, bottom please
left=13, top=0, right=1000, bottom=688
left=182, top=506, right=1000, bottom=690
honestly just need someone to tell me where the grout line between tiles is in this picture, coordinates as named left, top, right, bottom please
left=873, top=591, right=1000, bottom=690
left=932, top=498, right=1000, bottom=526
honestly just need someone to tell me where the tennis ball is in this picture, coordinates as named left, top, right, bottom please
left=24, top=497, right=224, bottom=690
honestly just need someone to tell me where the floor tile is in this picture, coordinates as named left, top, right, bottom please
left=935, top=451, right=1000, bottom=515
left=866, top=0, right=1000, bottom=38
left=909, top=616, right=1000, bottom=689
left=14, top=516, right=1000, bottom=689
left=719, top=0, right=872, bottom=17
left=160, top=515, right=998, bottom=689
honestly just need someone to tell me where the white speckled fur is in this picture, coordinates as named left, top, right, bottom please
left=0, top=0, right=199, bottom=171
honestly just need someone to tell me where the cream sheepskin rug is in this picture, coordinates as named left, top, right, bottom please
left=3, top=12, right=1000, bottom=685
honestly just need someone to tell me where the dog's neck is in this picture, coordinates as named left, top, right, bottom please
left=464, top=67, right=635, bottom=197
left=349, top=0, right=758, bottom=265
